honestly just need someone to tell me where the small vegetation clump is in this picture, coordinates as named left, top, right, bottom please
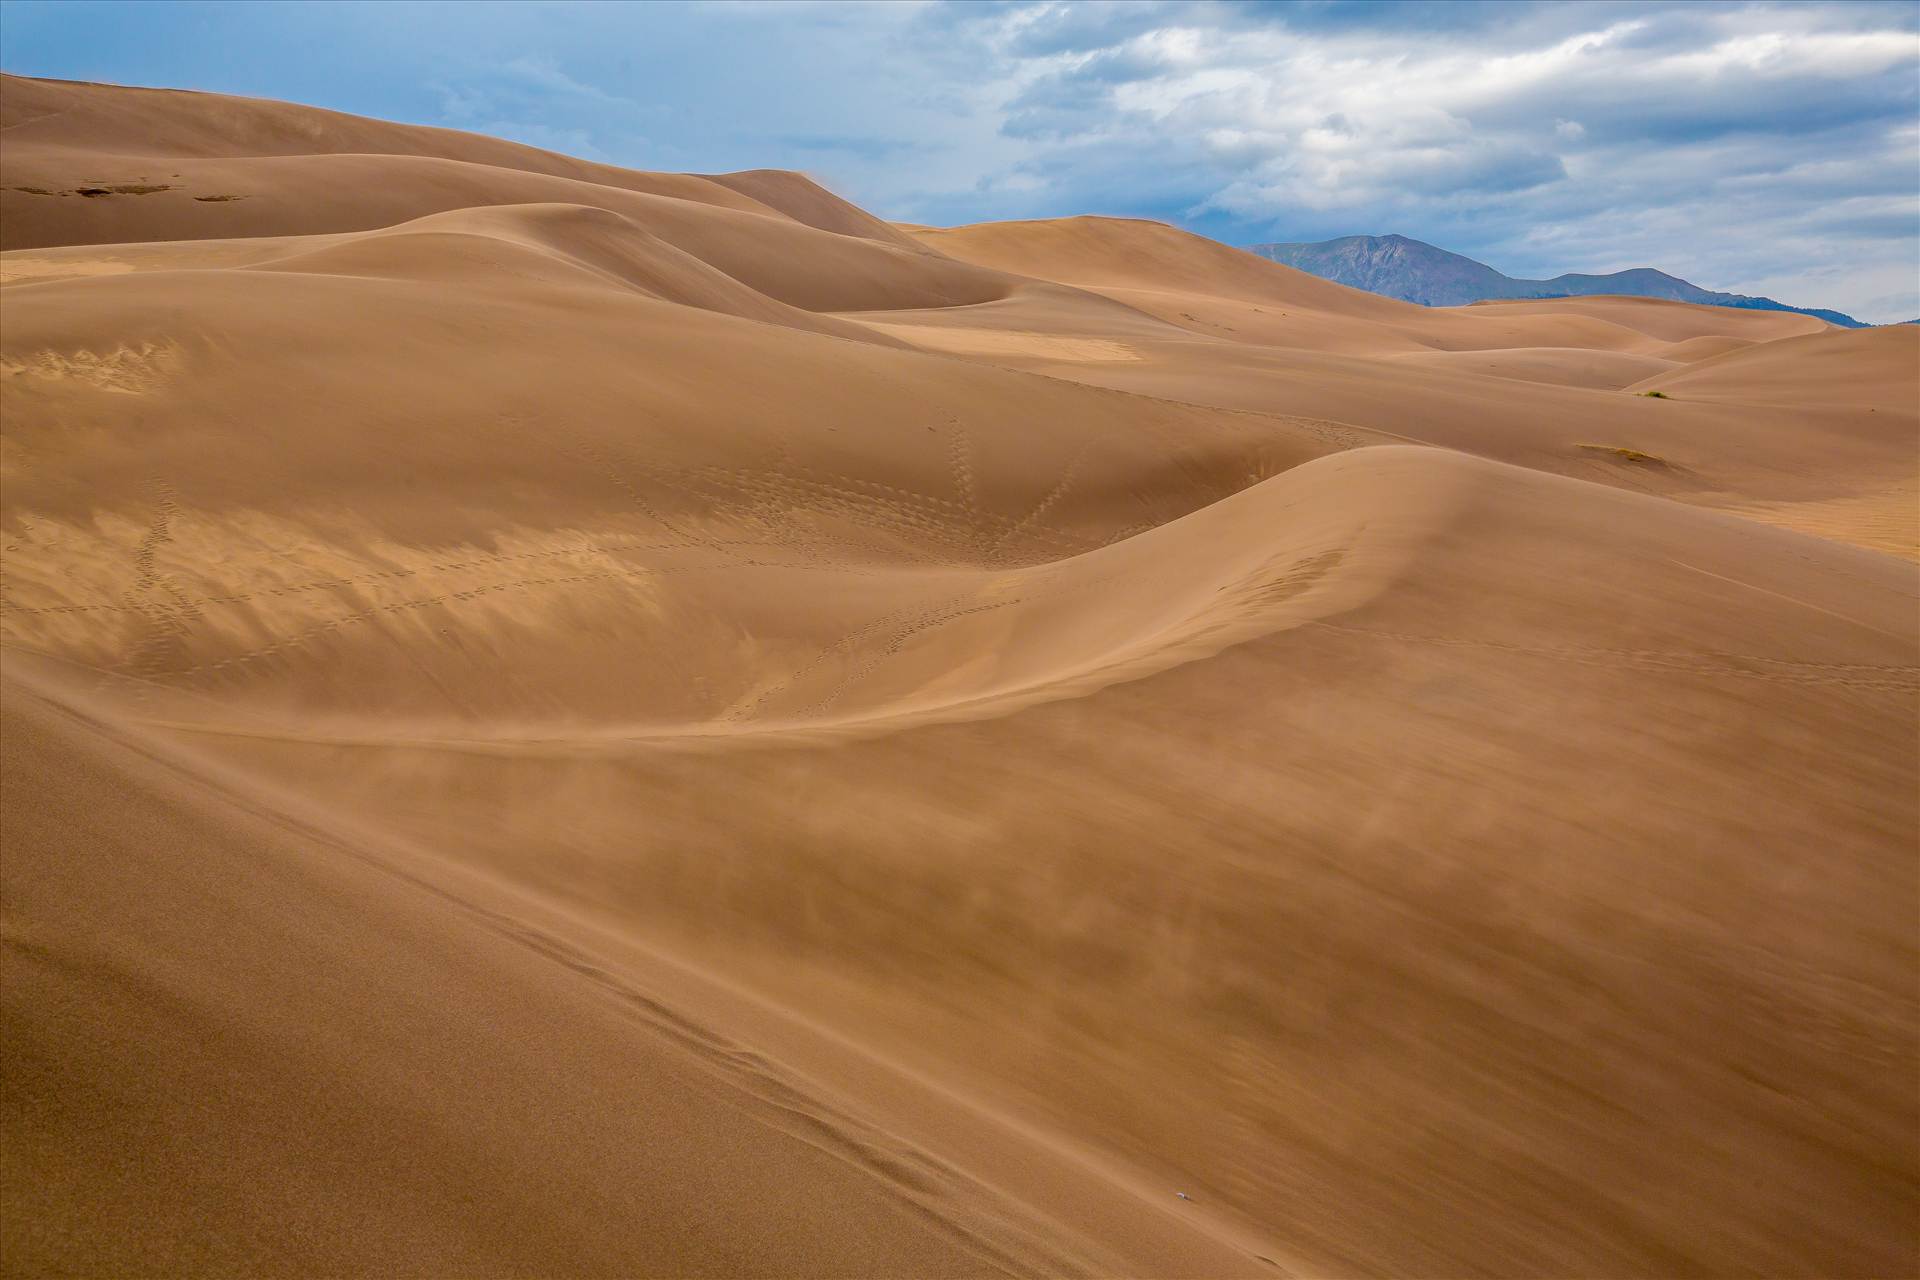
left=1641, top=390, right=1671, bottom=399
left=1577, top=443, right=1666, bottom=465
left=193, top=194, right=246, bottom=202
left=14, top=183, right=178, bottom=198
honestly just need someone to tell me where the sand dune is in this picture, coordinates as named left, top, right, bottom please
left=1461, top=292, right=1826, bottom=343
left=1386, top=345, right=1682, bottom=390
left=882, top=217, right=1914, bottom=553
left=1632, top=323, right=1920, bottom=404
left=0, top=72, right=775, bottom=222
left=4, top=73, right=1917, bottom=1278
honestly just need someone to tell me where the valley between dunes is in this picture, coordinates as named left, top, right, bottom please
left=2, top=73, right=1916, bottom=1278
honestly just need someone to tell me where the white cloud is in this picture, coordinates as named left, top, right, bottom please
left=499, top=56, right=632, bottom=106
left=895, top=0, right=1920, bottom=320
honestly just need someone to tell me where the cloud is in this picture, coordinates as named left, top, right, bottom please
left=497, top=56, right=632, bottom=106
left=893, top=0, right=1920, bottom=319
left=774, top=133, right=917, bottom=160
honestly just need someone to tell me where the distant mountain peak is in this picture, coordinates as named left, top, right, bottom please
left=1247, top=235, right=1867, bottom=327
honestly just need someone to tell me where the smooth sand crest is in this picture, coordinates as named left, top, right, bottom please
left=4, top=72, right=1918, bottom=1278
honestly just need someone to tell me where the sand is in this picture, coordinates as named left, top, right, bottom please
left=3, top=73, right=1917, bottom=1278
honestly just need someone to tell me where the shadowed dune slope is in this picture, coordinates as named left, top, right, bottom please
left=4, top=74, right=1919, bottom=1279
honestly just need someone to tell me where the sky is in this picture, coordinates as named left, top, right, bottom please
left=4, top=0, right=1917, bottom=321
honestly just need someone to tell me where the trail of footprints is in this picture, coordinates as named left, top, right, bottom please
left=110, top=482, right=204, bottom=701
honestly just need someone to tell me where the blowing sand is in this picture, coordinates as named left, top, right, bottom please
left=3, top=73, right=1917, bottom=1278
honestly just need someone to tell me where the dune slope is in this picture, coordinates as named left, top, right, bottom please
left=2, top=675, right=1127, bottom=1279
left=3, top=74, right=1918, bottom=1278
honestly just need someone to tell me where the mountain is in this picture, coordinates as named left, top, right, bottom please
left=1249, top=234, right=1868, bottom=327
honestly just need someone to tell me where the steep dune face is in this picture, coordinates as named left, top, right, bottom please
left=4, top=77, right=1918, bottom=1278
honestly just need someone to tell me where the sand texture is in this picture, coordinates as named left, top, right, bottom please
left=4, top=73, right=1917, bottom=1278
